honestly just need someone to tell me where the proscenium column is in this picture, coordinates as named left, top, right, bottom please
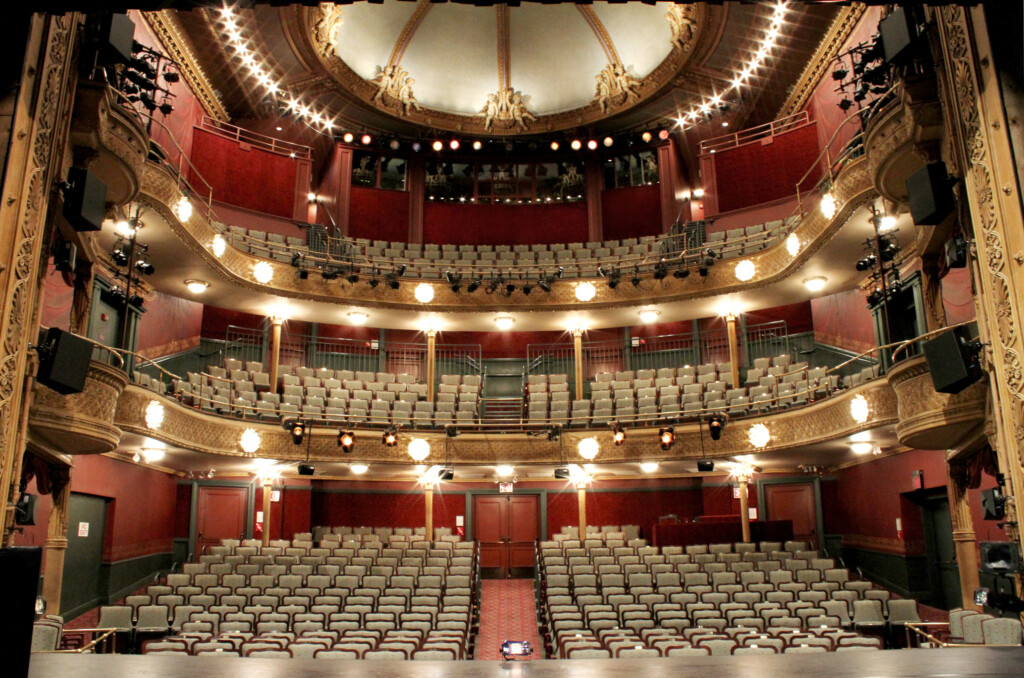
left=947, top=464, right=982, bottom=610
left=577, top=486, right=587, bottom=539
left=41, top=466, right=71, bottom=615
left=426, top=328, right=437, bottom=402
left=725, top=311, right=741, bottom=392
left=267, top=315, right=284, bottom=395
left=425, top=487, right=434, bottom=542
left=262, top=481, right=273, bottom=547
left=572, top=327, right=585, bottom=401
left=738, top=477, right=751, bottom=543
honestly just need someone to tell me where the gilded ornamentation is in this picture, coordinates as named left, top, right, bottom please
left=371, top=65, right=422, bottom=117
left=28, top=361, right=128, bottom=456
left=313, top=2, right=344, bottom=52
left=481, top=88, right=536, bottom=132
left=887, top=355, right=987, bottom=450
left=594, top=63, right=644, bottom=114
left=665, top=5, right=697, bottom=50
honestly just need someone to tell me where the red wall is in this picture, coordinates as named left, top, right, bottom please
left=189, top=128, right=302, bottom=219
left=137, top=291, right=203, bottom=359
left=423, top=202, right=588, bottom=246
left=811, top=288, right=877, bottom=354
left=745, top=301, right=815, bottom=335
left=349, top=186, right=410, bottom=243
left=709, top=123, right=822, bottom=214
left=212, top=202, right=307, bottom=239
left=254, top=480, right=312, bottom=541
left=942, top=266, right=977, bottom=326
left=39, top=260, right=74, bottom=332
left=201, top=305, right=264, bottom=339
left=601, top=185, right=662, bottom=242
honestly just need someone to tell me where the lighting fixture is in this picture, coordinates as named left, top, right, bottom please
left=414, top=283, right=434, bottom=303
left=538, top=277, right=552, bottom=293
left=350, top=463, right=368, bottom=475
left=550, top=141, right=560, bottom=151
left=851, top=431, right=872, bottom=442
left=567, top=464, right=591, bottom=488
left=607, top=270, right=621, bottom=289
left=145, top=400, right=165, bottom=429
left=630, top=270, right=642, bottom=287
left=494, top=316, right=515, bottom=331
left=450, top=140, right=460, bottom=150
left=185, top=279, right=209, bottom=294
left=731, top=462, right=758, bottom=482
left=473, top=141, right=482, bottom=150
left=239, top=428, right=261, bottom=454
left=347, top=311, right=368, bottom=325
left=803, top=276, right=827, bottom=292
left=408, top=438, right=430, bottom=462
left=578, top=437, right=599, bottom=461
left=587, top=140, right=598, bottom=150
left=174, top=196, right=193, bottom=222
left=496, top=465, right=515, bottom=478
left=708, top=413, right=727, bottom=441
left=115, top=219, right=137, bottom=237
left=638, top=309, right=661, bottom=324
left=611, top=423, right=626, bottom=446
left=432, top=140, right=443, bottom=151
left=210, top=234, right=226, bottom=258
left=307, top=192, right=318, bottom=203
left=132, top=452, right=140, bottom=463
left=289, top=420, right=306, bottom=445
left=673, top=267, right=690, bottom=279
left=253, top=261, right=274, bottom=284
left=571, top=140, right=582, bottom=151
left=575, top=281, right=596, bottom=302
left=877, top=215, right=897, bottom=233
left=268, top=304, right=289, bottom=324
left=385, top=274, right=401, bottom=290
left=343, top=133, right=354, bottom=143
left=140, top=448, right=165, bottom=463
left=640, top=462, right=659, bottom=473
left=547, top=425, right=561, bottom=441
left=850, top=394, right=869, bottom=424
left=786, top=233, right=800, bottom=256
left=734, top=259, right=756, bottom=282
left=850, top=442, right=874, bottom=455
left=718, top=300, right=741, bottom=319
left=382, top=427, right=398, bottom=447
left=361, top=134, right=372, bottom=145
left=693, top=188, right=705, bottom=199
left=338, top=430, right=355, bottom=453
left=466, top=278, right=482, bottom=293
left=748, top=423, right=771, bottom=449
left=659, top=427, right=675, bottom=450
left=653, top=261, right=669, bottom=280
left=505, top=281, right=516, bottom=296
left=820, top=192, right=837, bottom=219
left=642, top=132, right=652, bottom=142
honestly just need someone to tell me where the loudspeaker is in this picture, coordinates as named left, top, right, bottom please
left=879, top=7, right=918, bottom=65
left=297, top=463, right=315, bottom=476
left=0, top=546, right=42, bottom=678
left=981, top=487, right=1006, bottom=521
left=922, top=326, right=982, bottom=394
left=906, top=162, right=955, bottom=226
left=54, top=239, right=76, bottom=273
left=86, top=12, right=135, bottom=65
left=14, top=494, right=36, bottom=526
left=37, top=327, right=93, bottom=395
left=697, top=460, right=715, bottom=472
left=439, top=468, right=455, bottom=481
left=554, top=467, right=570, bottom=480
left=944, top=235, right=967, bottom=269
left=62, top=167, right=107, bottom=232
left=980, top=541, right=1021, bottom=574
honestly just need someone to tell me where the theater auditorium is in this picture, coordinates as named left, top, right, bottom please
left=2, top=2, right=1023, bottom=676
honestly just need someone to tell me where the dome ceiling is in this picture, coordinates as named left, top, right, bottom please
left=311, top=1, right=700, bottom=134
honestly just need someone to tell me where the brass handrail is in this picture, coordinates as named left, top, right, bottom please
left=41, top=627, right=118, bottom=654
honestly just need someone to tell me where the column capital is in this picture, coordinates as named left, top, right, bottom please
left=44, top=537, right=68, bottom=550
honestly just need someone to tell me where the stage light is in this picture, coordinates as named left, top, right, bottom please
left=607, top=270, right=621, bottom=289
left=432, top=140, right=443, bottom=151
left=611, top=423, right=626, bottom=446
left=659, top=427, right=675, bottom=451
left=500, top=640, right=533, bottom=660
left=338, top=430, right=355, bottom=453
left=571, top=139, right=582, bottom=150
left=450, top=140, right=460, bottom=150
left=659, top=129, right=670, bottom=140
left=550, top=141, right=560, bottom=151
left=547, top=425, right=561, bottom=441
left=361, top=134, right=372, bottom=145
left=538, top=277, right=552, bottom=293
left=494, top=316, right=515, bottom=331
left=414, top=283, right=435, bottom=303
left=382, top=427, right=398, bottom=447
left=412, top=142, right=421, bottom=152
left=135, top=259, right=155, bottom=275
left=578, top=437, right=599, bottom=460
left=473, top=141, right=482, bottom=150
left=467, top=278, right=482, bottom=293
left=505, top=282, right=516, bottom=296
left=708, top=413, right=727, bottom=441
left=735, top=259, right=756, bottom=281
left=832, top=66, right=849, bottom=81
left=603, top=137, right=614, bottom=147
left=587, top=140, right=598, bottom=150
left=289, top=420, right=306, bottom=445
left=408, top=437, right=430, bottom=462
left=385, top=274, right=400, bottom=290
left=486, top=278, right=499, bottom=295
left=630, top=271, right=642, bottom=287
left=343, top=132, right=354, bottom=143
left=653, top=261, right=669, bottom=280
left=673, top=267, right=690, bottom=279
left=390, top=139, right=401, bottom=150
left=699, top=264, right=709, bottom=277
left=575, top=282, right=596, bottom=302
left=642, top=132, right=652, bottom=142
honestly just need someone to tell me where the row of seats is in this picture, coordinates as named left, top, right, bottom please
left=943, top=608, right=1022, bottom=645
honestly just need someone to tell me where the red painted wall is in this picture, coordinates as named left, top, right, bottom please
left=708, top=123, right=822, bottom=214
left=601, top=185, right=662, bottom=242
left=136, top=291, right=203, bottom=359
left=942, top=266, right=977, bottom=326
left=201, top=306, right=264, bottom=339
left=349, top=186, right=410, bottom=243
left=174, top=483, right=191, bottom=540
left=212, top=202, right=307, bottom=239
left=189, top=128, right=302, bottom=219
left=423, top=202, right=588, bottom=246
left=254, top=480, right=312, bottom=541
left=745, top=301, right=815, bottom=335
left=811, top=288, right=876, bottom=354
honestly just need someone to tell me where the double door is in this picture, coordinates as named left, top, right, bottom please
left=474, top=495, right=538, bottom=579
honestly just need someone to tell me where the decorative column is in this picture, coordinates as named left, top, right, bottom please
left=738, top=477, right=751, bottom=543
left=577, top=486, right=587, bottom=540
left=267, top=313, right=285, bottom=393
left=571, top=326, right=585, bottom=401
left=261, top=481, right=273, bottom=547
left=721, top=306, right=742, bottom=390
left=424, top=486, right=434, bottom=542
left=947, top=461, right=983, bottom=611
left=41, top=466, right=71, bottom=615
left=425, top=328, right=437, bottom=402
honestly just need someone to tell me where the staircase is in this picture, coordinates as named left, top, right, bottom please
left=479, top=398, right=524, bottom=425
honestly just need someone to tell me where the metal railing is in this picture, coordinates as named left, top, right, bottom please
left=200, top=116, right=313, bottom=160
left=699, top=111, right=810, bottom=154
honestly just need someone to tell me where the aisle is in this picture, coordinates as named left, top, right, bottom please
left=474, top=579, right=543, bottom=661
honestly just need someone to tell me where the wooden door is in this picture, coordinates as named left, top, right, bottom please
left=764, top=482, right=818, bottom=549
left=196, top=486, right=248, bottom=557
left=474, top=494, right=538, bottom=578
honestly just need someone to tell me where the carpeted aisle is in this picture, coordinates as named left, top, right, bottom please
left=475, top=579, right=543, bottom=661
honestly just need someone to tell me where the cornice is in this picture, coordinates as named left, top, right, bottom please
left=142, top=10, right=231, bottom=122
left=776, top=4, right=868, bottom=119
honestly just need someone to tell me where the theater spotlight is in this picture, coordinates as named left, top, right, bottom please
left=607, top=269, right=621, bottom=289
left=345, top=270, right=359, bottom=284
left=538, top=276, right=552, bottom=293
left=611, top=423, right=626, bottom=446
left=466, top=277, right=482, bottom=293
left=659, top=426, right=675, bottom=451
left=382, top=427, right=398, bottom=447
left=674, top=267, right=690, bottom=279
left=708, top=413, right=727, bottom=441
left=445, top=271, right=462, bottom=292
left=446, top=425, right=459, bottom=438
left=486, top=277, right=500, bottom=294
left=653, top=261, right=669, bottom=280
left=385, top=273, right=401, bottom=290
left=630, top=269, right=642, bottom=287
left=338, top=430, right=355, bottom=453
left=547, top=425, right=561, bottom=441
left=505, top=281, right=517, bottom=296
left=699, top=263, right=709, bottom=277
left=369, top=275, right=380, bottom=289
left=521, top=281, right=533, bottom=295
left=288, top=420, right=306, bottom=445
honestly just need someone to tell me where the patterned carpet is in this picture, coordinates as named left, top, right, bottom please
left=475, top=579, right=543, bottom=661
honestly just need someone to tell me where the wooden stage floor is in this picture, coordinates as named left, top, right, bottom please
left=27, top=647, right=1024, bottom=677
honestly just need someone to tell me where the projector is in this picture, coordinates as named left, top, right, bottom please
left=297, top=463, right=315, bottom=476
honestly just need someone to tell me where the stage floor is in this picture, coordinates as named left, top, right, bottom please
left=27, top=647, right=1024, bottom=677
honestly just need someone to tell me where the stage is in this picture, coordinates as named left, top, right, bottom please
left=27, top=647, right=1024, bottom=678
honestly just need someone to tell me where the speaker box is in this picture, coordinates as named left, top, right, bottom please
left=944, top=235, right=967, bottom=269
left=554, top=467, right=570, bottom=480
left=87, top=12, right=135, bottom=65
left=54, top=239, right=76, bottom=273
left=879, top=7, right=917, bottom=65
left=37, top=327, right=93, bottom=395
left=62, top=167, right=107, bottom=232
left=14, top=494, right=36, bottom=526
left=0, top=546, right=42, bottom=678
left=981, top=487, right=1005, bottom=521
left=923, top=326, right=982, bottom=394
left=980, top=541, right=1021, bottom=574
left=697, top=460, right=715, bottom=472
left=297, top=463, right=315, bottom=476
left=906, top=162, right=955, bottom=226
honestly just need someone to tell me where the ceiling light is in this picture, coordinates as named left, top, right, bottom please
left=253, top=261, right=274, bottom=284
left=550, top=141, right=559, bottom=151
left=174, top=196, right=193, bottom=222
left=851, top=431, right=872, bottom=442
left=611, top=423, right=626, bottom=446
left=414, top=283, right=434, bottom=303
left=140, top=448, right=165, bottom=463
left=450, top=140, right=460, bottom=150
left=494, top=316, right=515, bottom=331
left=343, top=132, right=354, bottom=143
left=408, top=438, right=430, bottom=462
left=803, top=276, right=827, bottom=292
left=575, top=282, right=596, bottom=302
left=640, top=462, right=659, bottom=473
left=361, top=134, right=371, bottom=145
left=785, top=233, right=801, bottom=257
left=735, top=259, right=756, bottom=281
left=659, top=426, right=675, bottom=450
left=348, top=311, right=368, bottom=325
left=850, top=394, right=869, bottom=424
left=820, top=192, right=837, bottom=219
left=659, top=130, right=670, bottom=140
left=185, top=279, right=209, bottom=294
left=603, top=137, right=614, bottom=147
left=496, top=465, right=515, bottom=477
left=587, top=140, right=598, bottom=150
left=578, top=437, right=599, bottom=461
left=851, top=442, right=874, bottom=455
left=211, top=234, right=226, bottom=257
left=473, top=141, right=482, bottom=150
left=239, top=428, right=261, bottom=454
left=642, top=132, right=652, bottom=142
left=638, top=309, right=661, bottom=324
left=748, top=423, right=771, bottom=449
left=877, top=215, right=898, bottom=233
left=350, top=463, right=368, bottom=475
left=432, top=140, right=443, bottom=151
left=571, top=140, right=582, bottom=151
left=338, top=430, right=355, bottom=453
left=145, top=400, right=164, bottom=430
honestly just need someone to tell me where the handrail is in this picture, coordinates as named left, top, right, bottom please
left=904, top=622, right=1021, bottom=649
left=699, top=111, right=810, bottom=154
left=200, top=116, right=313, bottom=160
left=41, top=627, right=118, bottom=654
left=889, top=320, right=976, bottom=363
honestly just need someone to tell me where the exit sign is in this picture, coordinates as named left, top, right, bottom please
left=499, top=482, right=514, bottom=493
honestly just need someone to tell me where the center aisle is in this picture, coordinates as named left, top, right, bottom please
left=474, top=579, right=544, bottom=661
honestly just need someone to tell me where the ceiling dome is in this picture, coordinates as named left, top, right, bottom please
left=311, top=1, right=701, bottom=135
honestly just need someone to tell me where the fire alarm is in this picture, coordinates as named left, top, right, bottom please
left=101, top=313, right=108, bottom=321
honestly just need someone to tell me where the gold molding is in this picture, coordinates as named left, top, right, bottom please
left=142, top=10, right=231, bottom=122
left=776, top=4, right=869, bottom=119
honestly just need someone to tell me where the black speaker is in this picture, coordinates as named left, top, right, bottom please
left=697, top=460, right=715, bottom=472
left=14, top=494, right=36, bottom=526
left=922, top=326, right=982, bottom=394
left=0, top=546, right=42, bottom=678
left=554, top=467, right=570, bottom=480
left=439, top=468, right=455, bottom=481
left=297, top=463, right=315, bottom=476
left=54, top=239, right=77, bottom=273
left=944, top=235, right=967, bottom=269
left=37, top=327, right=93, bottom=395
left=981, top=487, right=1006, bottom=521
left=86, top=12, right=135, bottom=66
left=980, top=541, right=1021, bottom=574
left=62, top=167, right=107, bottom=232
left=879, top=7, right=918, bottom=65
left=906, top=162, right=955, bottom=226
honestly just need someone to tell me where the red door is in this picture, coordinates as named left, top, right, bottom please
left=764, top=482, right=818, bottom=549
left=474, top=494, right=538, bottom=578
left=196, top=486, right=249, bottom=557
